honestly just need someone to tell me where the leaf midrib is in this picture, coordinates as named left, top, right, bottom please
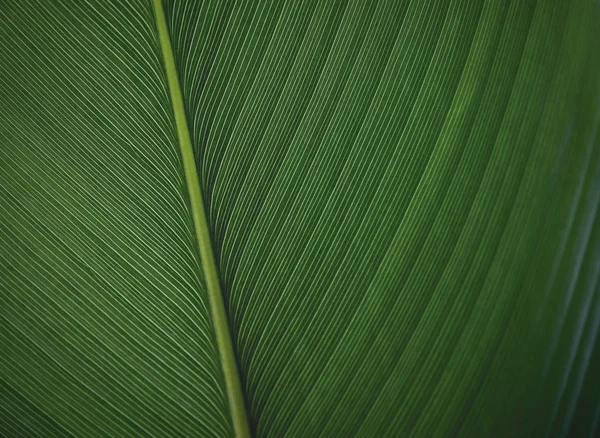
left=152, top=1, right=250, bottom=436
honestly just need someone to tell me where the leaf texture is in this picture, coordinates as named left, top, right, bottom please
left=1, top=0, right=600, bottom=437
left=0, top=1, right=231, bottom=436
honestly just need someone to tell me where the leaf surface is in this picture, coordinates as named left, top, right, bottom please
left=0, top=1, right=231, bottom=436
left=1, top=0, right=600, bottom=437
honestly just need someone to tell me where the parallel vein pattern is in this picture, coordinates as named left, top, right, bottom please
left=152, top=0, right=250, bottom=435
left=0, top=0, right=599, bottom=437
left=0, top=1, right=231, bottom=436
left=166, top=0, right=600, bottom=436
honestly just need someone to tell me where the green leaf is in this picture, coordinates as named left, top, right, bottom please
left=1, top=0, right=599, bottom=437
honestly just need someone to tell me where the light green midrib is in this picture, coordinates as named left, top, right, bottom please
left=151, top=1, right=251, bottom=437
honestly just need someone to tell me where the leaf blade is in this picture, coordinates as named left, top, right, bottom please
left=0, top=1, right=232, bottom=435
left=166, top=0, right=600, bottom=435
